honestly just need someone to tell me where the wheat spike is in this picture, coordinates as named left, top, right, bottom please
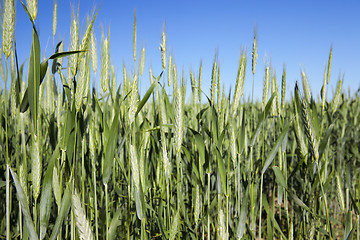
left=133, top=9, right=137, bottom=62
left=72, top=190, right=94, bottom=240
left=300, top=97, right=319, bottom=161
left=321, top=64, right=327, bottom=110
left=252, top=26, right=258, bottom=75
left=281, top=65, right=286, bottom=111
left=130, top=144, right=140, bottom=191
left=198, top=61, right=202, bottom=103
left=326, top=45, right=333, bottom=85
left=52, top=0, right=57, bottom=37
left=20, top=161, right=29, bottom=203
left=2, top=0, right=15, bottom=59
left=110, top=65, right=116, bottom=98
left=75, top=55, right=87, bottom=112
left=210, top=58, right=217, bottom=105
left=218, top=208, right=228, bottom=240
left=0, top=46, right=5, bottom=80
left=128, top=74, right=138, bottom=125
left=69, top=7, right=79, bottom=80
left=167, top=54, right=172, bottom=87
left=194, top=184, right=201, bottom=224
left=233, top=50, right=246, bottom=115
left=331, top=75, right=343, bottom=112
left=100, top=30, right=110, bottom=94
left=262, top=65, right=270, bottom=108
left=301, top=70, right=312, bottom=104
left=160, top=94, right=171, bottom=180
left=139, top=47, right=145, bottom=76
left=90, top=29, right=98, bottom=75
left=169, top=210, right=180, bottom=240
left=26, top=0, right=38, bottom=21
left=174, top=84, right=183, bottom=153
left=160, top=25, right=167, bottom=70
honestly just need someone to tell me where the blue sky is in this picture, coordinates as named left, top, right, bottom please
left=6, top=0, right=360, bottom=101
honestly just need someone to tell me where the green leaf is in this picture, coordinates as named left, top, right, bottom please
left=134, top=187, right=144, bottom=220
left=135, top=74, right=160, bottom=117
left=216, top=146, right=226, bottom=194
left=14, top=46, right=22, bottom=107
left=39, top=146, right=59, bottom=240
left=49, top=184, right=72, bottom=240
left=262, top=193, right=287, bottom=240
left=272, top=166, right=287, bottom=189
left=52, top=41, right=62, bottom=74
left=345, top=217, right=358, bottom=240
left=40, top=60, right=48, bottom=83
left=238, top=109, right=246, bottom=155
left=288, top=191, right=314, bottom=215
left=188, top=127, right=206, bottom=185
left=236, top=186, right=249, bottom=239
left=108, top=208, right=123, bottom=240
left=102, top=103, right=120, bottom=184
left=250, top=93, right=275, bottom=147
left=261, top=121, right=291, bottom=175
left=9, top=167, right=38, bottom=240
left=344, top=209, right=353, bottom=239
left=20, top=60, right=48, bottom=113
left=27, top=26, right=41, bottom=132
left=49, top=50, right=85, bottom=60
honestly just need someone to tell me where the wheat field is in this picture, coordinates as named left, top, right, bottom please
left=1, top=1, right=360, bottom=240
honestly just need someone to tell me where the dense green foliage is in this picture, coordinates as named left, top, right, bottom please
left=1, top=2, right=360, bottom=239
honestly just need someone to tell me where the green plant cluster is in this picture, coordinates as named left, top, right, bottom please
left=1, top=2, right=360, bottom=240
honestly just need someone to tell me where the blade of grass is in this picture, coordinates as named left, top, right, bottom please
left=9, top=167, right=38, bottom=240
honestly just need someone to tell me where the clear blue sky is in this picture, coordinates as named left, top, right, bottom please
left=7, top=0, right=360, bottom=101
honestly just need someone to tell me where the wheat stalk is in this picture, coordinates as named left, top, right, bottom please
left=31, top=134, right=41, bottom=201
